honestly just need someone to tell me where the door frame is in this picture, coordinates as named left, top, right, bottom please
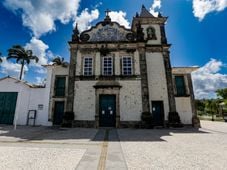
left=52, top=99, right=66, bottom=125
left=0, top=92, right=18, bottom=125
left=151, top=100, right=165, bottom=126
left=95, top=87, right=121, bottom=128
left=99, top=94, right=116, bottom=127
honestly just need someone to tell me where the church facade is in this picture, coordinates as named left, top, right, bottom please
left=50, top=6, right=197, bottom=128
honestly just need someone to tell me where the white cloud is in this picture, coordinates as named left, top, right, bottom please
left=25, top=37, right=49, bottom=66
left=150, top=0, right=162, bottom=17
left=109, top=11, right=130, bottom=28
left=34, top=76, right=46, bottom=85
left=73, top=8, right=99, bottom=32
left=193, top=0, right=227, bottom=21
left=3, top=0, right=80, bottom=37
left=0, top=57, right=28, bottom=78
left=192, top=58, right=227, bottom=99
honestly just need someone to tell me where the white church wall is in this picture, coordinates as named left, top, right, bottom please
left=146, top=52, right=169, bottom=120
left=119, top=80, right=142, bottom=121
left=175, top=97, right=193, bottom=124
left=74, top=81, right=97, bottom=120
left=76, top=51, right=82, bottom=76
left=134, top=50, right=140, bottom=75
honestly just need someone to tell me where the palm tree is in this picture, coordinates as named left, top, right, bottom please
left=52, top=56, right=68, bottom=67
left=0, top=52, right=2, bottom=63
left=7, top=45, right=39, bottom=80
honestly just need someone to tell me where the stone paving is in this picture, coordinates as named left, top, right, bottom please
left=0, top=121, right=226, bottom=169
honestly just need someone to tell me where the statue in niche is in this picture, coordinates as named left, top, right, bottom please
left=147, top=27, right=157, bottom=40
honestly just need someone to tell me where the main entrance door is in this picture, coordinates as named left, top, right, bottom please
left=152, top=101, right=164, bottom=126
left=53, top=101, right=64, bottom=125
left=0, top=92, right=18, bottom=124
left=99, top=95, right=116, bottom=127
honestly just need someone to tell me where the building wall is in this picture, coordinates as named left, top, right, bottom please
left=0, top=78, right=50, bottom=126
left=146, top=52, right=169, bottom=120
left=74, top=81, right=97, bottom=120
left=119, top=80, right=142, bottom=121
left=175, top=97, right=192, bottom=124
left=74, top=80, right=142, bottom=122
left=47, top=65, right=68, bottom=122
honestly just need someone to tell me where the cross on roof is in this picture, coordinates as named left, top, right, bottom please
left=105, top=9, right=111, bottom=17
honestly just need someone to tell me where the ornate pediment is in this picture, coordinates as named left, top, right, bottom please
left=80, top=22, right=135, bottom=42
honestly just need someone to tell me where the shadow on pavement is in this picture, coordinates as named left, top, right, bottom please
left=0, top=125, right=209, bottom=142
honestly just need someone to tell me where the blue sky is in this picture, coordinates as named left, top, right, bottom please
left=0, top=0, right=227, bottom=99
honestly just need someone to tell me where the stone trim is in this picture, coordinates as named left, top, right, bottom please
left=163, top=51, right=176, bottom=112
left=139, top=48, right=150, bottom=113
left=95, top=87, right=121, bottom=128
left=66, top=48, right=77, bottom=112
left=119, top=121, right=141, bottom=128
left=72, top=120, right=96, bottom=128
left=75, top=75, right=141, bottom=81
left=187, top=74, right=196, bottom=116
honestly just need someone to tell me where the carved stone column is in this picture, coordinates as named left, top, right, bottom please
left=139, top=47, right=150, bottom=113
left=66, top=47, right=77, bottom=112
left=163, top=51, right=176, bottom=113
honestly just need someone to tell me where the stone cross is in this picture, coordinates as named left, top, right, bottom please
left=105, top=9, right=111, bottom=16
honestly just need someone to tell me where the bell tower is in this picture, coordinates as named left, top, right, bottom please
left=132, top=5, right=179, bottom=125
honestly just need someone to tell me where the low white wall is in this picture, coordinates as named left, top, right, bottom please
left=175, top=97, right=192, bottom=124
left=0, top=78, right=50, bottom=126
left=119, top=80, right=142, bottom=121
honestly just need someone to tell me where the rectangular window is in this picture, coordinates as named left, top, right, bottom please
left=55, top=76, right=66, bottom=97
left=175, top=76, right=186, bottom=96
left=102, top=56, right=113, bottom=76
left=122, top=56, right=133, bottom=75
left=83, top=57, right=93, bottom=76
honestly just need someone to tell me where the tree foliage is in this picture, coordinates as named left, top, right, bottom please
left=52, top=56, right=68, bottom=67
left=216, top=88, right=227, bottom=99
left=7, top=45, right=39, bottom=80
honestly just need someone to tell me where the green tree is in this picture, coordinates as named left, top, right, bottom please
left=52, top=56, right=68, bottom=67
left=205, top=99, right=219, bottom=121
left=7, top=45, right=39, bottom=80
left=216, top=88, right=227, bottom=99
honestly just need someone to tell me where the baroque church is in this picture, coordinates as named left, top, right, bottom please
left=52, top=5, right=197, bottom=128
left=0, top=5, right=198, bottom=128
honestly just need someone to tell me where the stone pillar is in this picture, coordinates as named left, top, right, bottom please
left=66, top=47, right=77, bottom=112
left=163, top=51, right=176, bottom=113
left=187, top=74, right=196, bottom=115
left=139, top=48, right=150, bottom=113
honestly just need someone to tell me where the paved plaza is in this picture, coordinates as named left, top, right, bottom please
left=0, top=120, right=227, bottom=170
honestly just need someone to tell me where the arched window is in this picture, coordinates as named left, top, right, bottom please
left=147, top=27, right=157, bottom=40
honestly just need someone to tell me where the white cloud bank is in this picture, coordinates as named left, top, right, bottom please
left=193, top=0, right=227, bottom=21
left=0, top=57, right=28, bottom=78
left=3, top=0, right=80, bottom=37
left=109, top=11, right=130, bottom=28
left=192, top=58, right=227, bottom=99
left=73, top=8, right=99, bottom=32
left=150, top=0, right=162, bottom=17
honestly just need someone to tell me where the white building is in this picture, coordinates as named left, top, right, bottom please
left=0, top=6, right=198, bottom=127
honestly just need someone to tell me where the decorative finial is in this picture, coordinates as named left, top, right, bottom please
left=72, top=23, right=80, bottom=42
left=105, top=9, right=111, bottom=17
